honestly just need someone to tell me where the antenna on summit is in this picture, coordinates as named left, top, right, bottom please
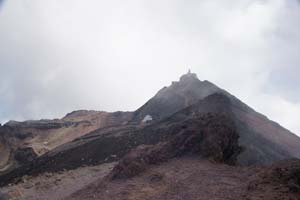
left=188, top=69, right=191, bottom=74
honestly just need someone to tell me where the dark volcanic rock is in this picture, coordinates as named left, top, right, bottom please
left=271, top=161, right=300, bottom=193
left=5, top=120, right=75, bottom=130
left=14, top=147, right=38, bottom=164
left=246, top=159, right=300, bottom=200
left=0, top=110, right=133, bottom=176
left=132, top=72, right=300, bottom=165
left=109, top=113, right=241, bottom=179
left=132, top=72, right=222, bottom=122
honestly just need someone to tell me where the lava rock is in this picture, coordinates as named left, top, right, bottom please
left=14, top=147, right=38, bottom=164
left=109, top=113, right=241, bottom=180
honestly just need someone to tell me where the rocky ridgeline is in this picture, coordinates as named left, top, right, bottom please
left=109, top=113, right=241, bottom=180
left=0, top=111, right=133, bottom=176
left=4, top=120, right=77, bottom=130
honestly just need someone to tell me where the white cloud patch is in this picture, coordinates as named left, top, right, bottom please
left=0, top=0, right=300, bottom=135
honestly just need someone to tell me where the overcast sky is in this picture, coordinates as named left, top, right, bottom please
left=0, top=0, right=300, bottom=135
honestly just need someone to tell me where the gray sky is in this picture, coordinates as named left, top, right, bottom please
left=0, top=0, right=300, bottom=135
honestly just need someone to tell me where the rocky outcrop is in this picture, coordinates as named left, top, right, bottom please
left=14, top=147, right=38, bottom=165
left=246, top=159, right=300, bottom=200
left=109, top=113, right=241, bottom=180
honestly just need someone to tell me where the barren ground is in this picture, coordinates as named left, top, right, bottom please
left=68, top=157, right=253, bottom=200
left=1, top=157, right=300, bottom=200
left=0, top=162, right=116, bottom=200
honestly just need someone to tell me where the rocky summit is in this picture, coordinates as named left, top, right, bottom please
left=0, top=72, right=300, bottom=200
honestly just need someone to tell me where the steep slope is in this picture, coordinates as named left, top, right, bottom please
left=0, top=111, right=132, bottom=175
left=132, top=71, right=222, bottom=122
left=132, top=72, right=300, bottom=165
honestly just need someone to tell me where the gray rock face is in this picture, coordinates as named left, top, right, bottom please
left=14, top=147, right=38, bottom=164
left=132, top=73, right=222, bottom=122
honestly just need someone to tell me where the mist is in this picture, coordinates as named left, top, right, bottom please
left=0, top=0, right=300, bottom=135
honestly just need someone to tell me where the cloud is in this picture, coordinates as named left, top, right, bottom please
left=0, top=0, right=300, bottom=135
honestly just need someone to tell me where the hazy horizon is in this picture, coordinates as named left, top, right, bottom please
left=0, top=0, right=300, bottom=135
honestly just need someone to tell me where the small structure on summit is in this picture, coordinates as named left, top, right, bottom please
left=180, top=69, right=198, bottom=82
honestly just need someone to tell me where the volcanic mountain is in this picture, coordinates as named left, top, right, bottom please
left=0, top=71, right=300, bottom=200
left=133, top=71, right=300, bottom=165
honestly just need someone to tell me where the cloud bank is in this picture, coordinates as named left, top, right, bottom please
left=0, top=0, right=300, bottom=135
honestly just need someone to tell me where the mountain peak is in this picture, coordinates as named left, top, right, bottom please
left=132, top=72, right=222, bottom=122
left=179, top=69, right=198, bottom=83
